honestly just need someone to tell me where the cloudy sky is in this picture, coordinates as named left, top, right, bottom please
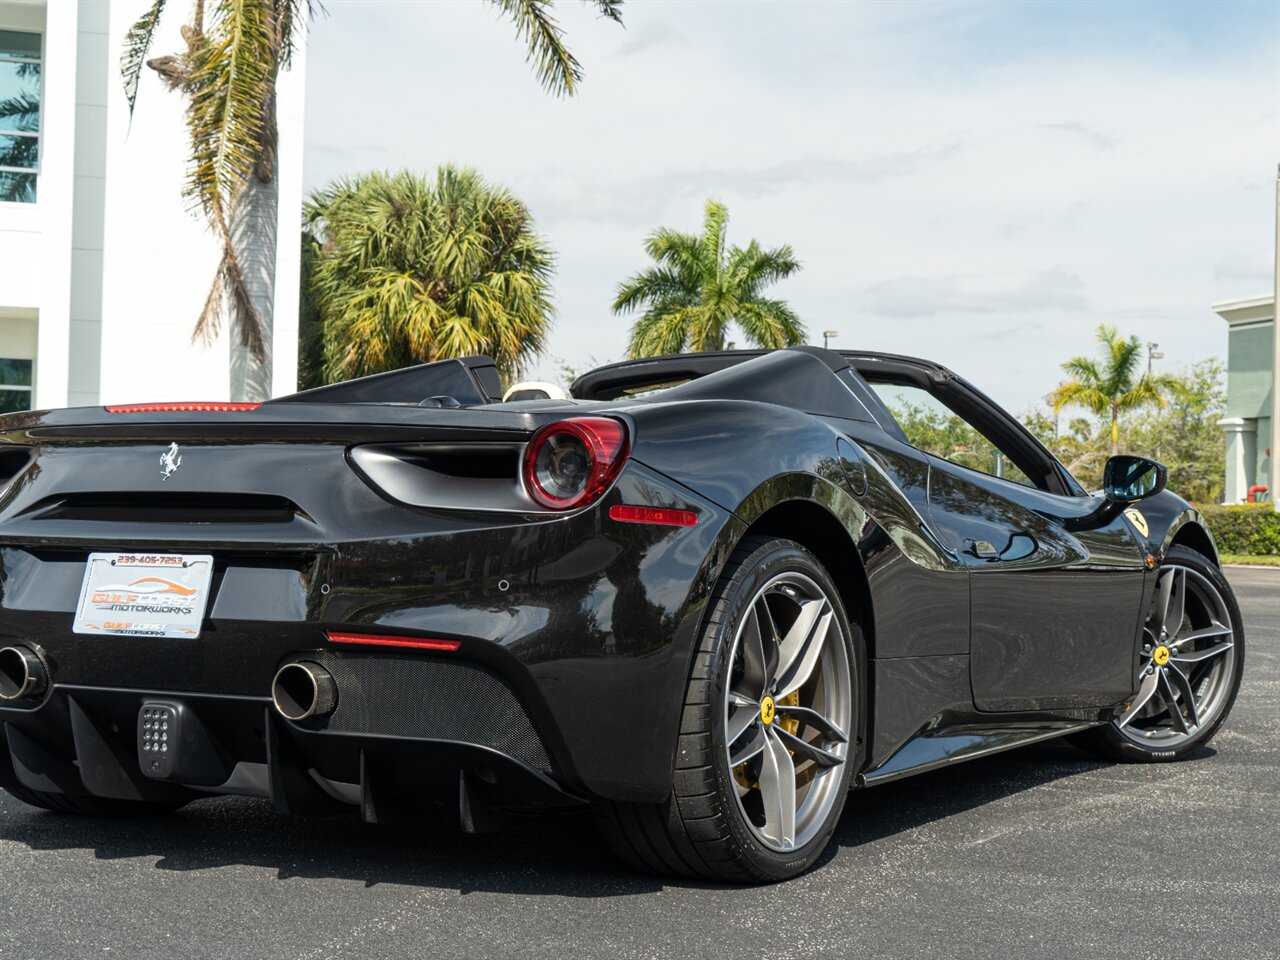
left=303, top=0, right=1278, bottom=412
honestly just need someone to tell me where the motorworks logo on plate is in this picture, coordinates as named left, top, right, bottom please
left=74, top=553, right=214, bottom=639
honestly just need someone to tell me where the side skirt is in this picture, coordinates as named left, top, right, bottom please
left=856, top=720, right=1103, bottom=787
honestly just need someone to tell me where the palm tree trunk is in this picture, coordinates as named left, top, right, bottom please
left=228, top=174, right=277, bottom=401
left=1110, top=403, right=1119, bottom=456
left=228, top=79, right=279, bottom=403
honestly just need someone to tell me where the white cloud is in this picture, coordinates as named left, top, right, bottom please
left=302, top=0, right=1278, bottom=412
left=866, top=268, right=1089, bottom=319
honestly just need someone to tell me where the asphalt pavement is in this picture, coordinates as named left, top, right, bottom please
left=1, top=567, right=1277, bottom=960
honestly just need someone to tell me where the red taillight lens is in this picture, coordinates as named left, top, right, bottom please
left=326, top=631, right=461, bottom=652
left=105, top=402, right=262, bottom=413
left=522, top=417, right=629, bottom=510
left=608, top=504, right=699, bottom=527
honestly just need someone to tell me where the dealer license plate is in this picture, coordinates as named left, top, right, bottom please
left=73, top=553, right=215, bottom=639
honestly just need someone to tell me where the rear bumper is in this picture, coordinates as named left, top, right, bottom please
left=0, top=682, right=580, bottom=818
left=0, top=463, right=737, bottom=805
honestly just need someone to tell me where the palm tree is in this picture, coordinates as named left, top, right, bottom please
left=613, top=199, right=806, bottom=357
left=120, top=0, right=623, bottom=399
left=306, top=167, right=555, bottom=384
left=1048, top=324, right=1183, bottom=456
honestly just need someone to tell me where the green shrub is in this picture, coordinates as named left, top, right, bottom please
left=1197, top=503, right=1280, bottom=556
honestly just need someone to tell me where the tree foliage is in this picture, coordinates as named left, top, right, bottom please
left=1121, top=358, right=1226, bottom=503
left=305, top=167, right=556, bottom=383
left=887, top=353, right=1225, bottom=503
left=1048, top=323, right=1183, bottom=454
left=120, top=0, right=310, bottom=358
left=614, top=199, right=806, bottom=357
left=119, top=0, right=622, bottom=361
left=1031, top=359, right=1224, bottom=501
left=890, top=400, right=1036, bottom=487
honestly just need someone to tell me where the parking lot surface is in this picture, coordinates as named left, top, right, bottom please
left=1, top=567, right=1276, bottom=960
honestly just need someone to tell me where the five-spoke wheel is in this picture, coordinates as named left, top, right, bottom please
left=724, top=573, right=852, bottom=853
left=1078, top=544, right=1245, bottom=762
left=1115, top=563, right=1237, bottom=745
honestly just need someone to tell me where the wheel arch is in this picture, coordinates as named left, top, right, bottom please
left=1168, top=520, right=1219, bottom=567
left=738, top=497, right=877, bottom=663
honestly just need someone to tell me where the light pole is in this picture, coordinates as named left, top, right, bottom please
left=1272, top=163, right=1279, bottom=512
left=823, top=330, right=838, bottom=349
left=1146, top=341, right=1163, bottom=375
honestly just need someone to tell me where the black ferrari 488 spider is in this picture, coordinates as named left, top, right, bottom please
left=0, top=347, right=1244, bottom=882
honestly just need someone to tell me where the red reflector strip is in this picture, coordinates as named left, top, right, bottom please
left=608, top=504, right=699, bottom=527
left=326, top=631, right=461, bottom=652
left=105, top=402, right=263, bottom=413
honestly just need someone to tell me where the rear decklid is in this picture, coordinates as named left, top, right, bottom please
left=0, top=392, right=590, bottom=550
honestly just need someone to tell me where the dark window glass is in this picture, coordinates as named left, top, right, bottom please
left=0, top=30, right=40, bottom=59
left=0, top=390, right=31, bottom=414
left=0, top=358, right=33, bottom=387
left=0, top=60, right=40, bottom=106
left=0, top=30, right=40, bottom=204
left=869, top=382, right=1037, bottom=489
left=0, top=170, right=35, bottom=202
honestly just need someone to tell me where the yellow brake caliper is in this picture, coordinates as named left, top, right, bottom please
left=734, top=688, right=805, bottom=791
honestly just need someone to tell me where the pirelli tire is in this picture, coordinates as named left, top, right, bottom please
left=1072, top=545, right=1245, bottom=764
left=594, top=535, right=863, bottom=883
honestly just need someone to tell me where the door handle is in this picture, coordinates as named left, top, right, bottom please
left=964, top=539, right=1000, bottom=560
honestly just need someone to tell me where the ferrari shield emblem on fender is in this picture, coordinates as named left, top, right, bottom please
left=1124, top=508, right=1149, bottom=538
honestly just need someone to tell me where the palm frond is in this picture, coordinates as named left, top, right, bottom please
left=275, top=0, right=321, bottom=68
left=1060, top=355, right=1103, bottom=386
left=734, top=298, right=805, bottom=349
left=1049, top=380, right=1109, bottom=417
left=0, top=92, right=40, bottom=128
left=310, top=166, right=556, bottom=382
left=629, top=306, right=700, bottom=358
left=589, top=0, right=624, bottom=24
left=700, top=199, right=729, bottom=280
left=619, top=197, right=802, bottom=357
left=643, top=227, right=704, bottom=277
left=121, top=0, right=167, bottom=117
left=184, top=0, right=273, bottom=221
left=488, top=0, right=582, bottom=97
left=181, top=0, right=279, bottom=354
left=612, top=266, right=695, bottom=315
left=736, top=242, right=801, bottom=298
left=1105, top=332, right=1143, bottom=395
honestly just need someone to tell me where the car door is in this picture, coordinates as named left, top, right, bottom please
left=925, top=456, right=1149, bottom=711
left=857, top=364, right=1150, bottom=712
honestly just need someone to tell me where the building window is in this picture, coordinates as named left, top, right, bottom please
left=0, top=29, right=41, bottom=203
left=0, top=358, right=33, bottom=413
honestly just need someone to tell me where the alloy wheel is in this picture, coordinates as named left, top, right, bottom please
left=1114, top=563, right=1237, bottom=748
left=723, top=573, right=852, bottom=852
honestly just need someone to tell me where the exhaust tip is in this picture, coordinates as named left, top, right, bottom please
left=0, top=645, right=47, bottom=701
left=271, top=661, right=337, bottom=722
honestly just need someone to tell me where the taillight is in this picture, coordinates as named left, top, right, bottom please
left=105, top=402, right=262, bottom=413
left=326, top=631, right=460, bottom=652
left=522, top=417, right=629, bottom=510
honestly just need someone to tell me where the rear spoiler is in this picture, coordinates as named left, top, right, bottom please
left=270, top=356, right=503, bottom=407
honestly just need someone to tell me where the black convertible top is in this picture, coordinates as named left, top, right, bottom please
left=572, top=346, right=924, bottom=432
left=571, top=347, right=954, bottom=400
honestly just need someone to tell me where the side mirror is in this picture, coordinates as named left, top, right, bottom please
left=1063, top=455, right=1168, bottom=533
left=1103, top=455, right=1167, bottom=503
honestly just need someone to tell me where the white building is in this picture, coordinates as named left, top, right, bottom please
left=0, top=0, right=305, bottom=412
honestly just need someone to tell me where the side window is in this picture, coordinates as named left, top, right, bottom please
left=0, top=30, right=41, bottom=203
left=869, top=382, right=1039, bottom=489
